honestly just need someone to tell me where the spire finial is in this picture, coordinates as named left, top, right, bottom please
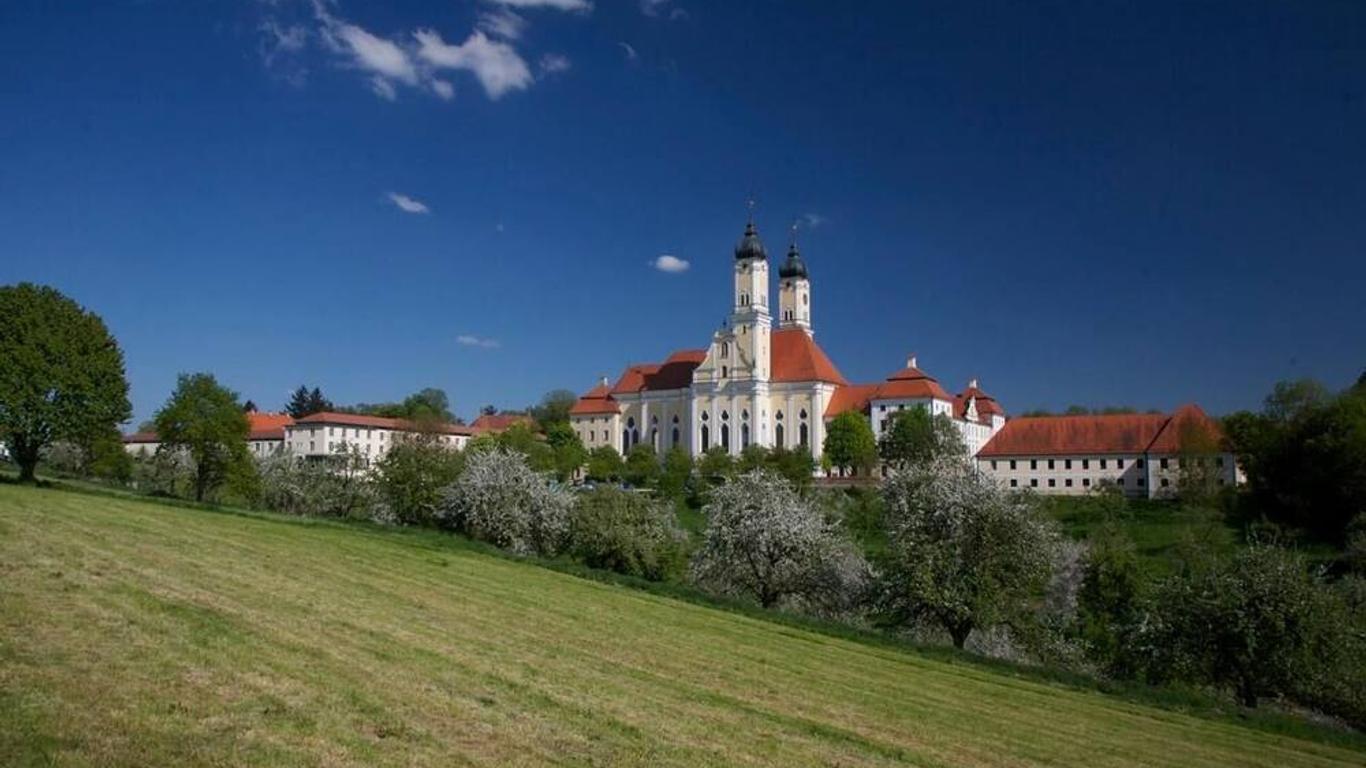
left=789, top=219, right=799, bottom=250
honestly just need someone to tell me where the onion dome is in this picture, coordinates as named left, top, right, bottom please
left=734, top=219, right=767, bottom=261
left=779, top=241, right=809, bottom=279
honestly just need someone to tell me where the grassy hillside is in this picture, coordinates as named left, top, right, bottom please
left=2, top=484, right=1362, bottom=767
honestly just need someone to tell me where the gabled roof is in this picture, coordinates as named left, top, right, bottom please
left=1147, top=404, right=1224, bottom=454
left=874, top=357, right=952, bottom=401
left=470, top=413, right=536, bottom=435
left=247, top=412, right=294, bottom=441
left=292, top=411, right=474, bottom=436
left=125, top=412, right=295, bottom=443
left=570, top=380, right=621, bottom=416
left=772, top=328, right=848, bottom=384
left=824, top=383, right=880, bottom=419
left=977, top=410, right=1217, bottom=458
left=956, top=380, right=1004, bottom=420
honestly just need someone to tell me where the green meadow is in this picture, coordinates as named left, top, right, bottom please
left=2, top=483, right=1362, bottom=767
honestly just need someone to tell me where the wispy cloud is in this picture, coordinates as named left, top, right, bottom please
left=415, top=29, right=532, bottom=100
left=271, top=0, right=576, bottom=102
left=617, top=41, right=638, bottom=61
left=477, top=9, right=526, bottom=40
left=387, top=192, right=430, bottom=214
left=486, top=0, right=592, bottom=11
left=457, top=334, right=501, bottom=349
left=800, top=212, right=826, bottom=229
left=652, top=254, right=689, bottom=273
left=538, top=53, right=571, bottom=76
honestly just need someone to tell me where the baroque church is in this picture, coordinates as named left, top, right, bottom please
left=568, top=217, right=1007, bottom=466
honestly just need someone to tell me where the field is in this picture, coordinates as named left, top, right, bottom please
left=2, top=483, right=1363, bottom=767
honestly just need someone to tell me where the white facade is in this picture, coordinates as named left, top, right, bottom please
left=284, top=414, right=471, bottom=465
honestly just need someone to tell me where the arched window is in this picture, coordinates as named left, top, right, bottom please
left=721, top=424, right=730, bottom=451
left=672, top=427, right=680, bottom=446
left=741, top=423, right=750, bottom=448
left=701, top=425, right=710, bottom=451
left=800, top=423, right=809, bottom=447
left=775, top=423, right=785, bottom=448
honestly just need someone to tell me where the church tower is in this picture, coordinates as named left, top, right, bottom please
left=778, top=238, right=812, bottom=334
left=730, top=216, right=771, bottom=381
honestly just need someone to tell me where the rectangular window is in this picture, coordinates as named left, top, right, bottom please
left=1117, top=458, right=1125, bottom=469
left=1048, top=478, right=1056, bottom=488
left=1082, top=459, right=1090, bottom=470
left=1160, top=458, right=1169, bottom=469
left=1065, top=479, right=1073, bottom=488
left=1083, top=478, right=1091, bottom=487
left=1137, top=459, right=1145, bottom=468
left=1047, top=459, right=1055, bottom=470
left=1010, top=460, right=1017, bottom=470
left=1010, top=479, right=1018, bottom=488
left=1030, top=460, right=1037, bottom=470
left=1117, top=477, right=1124, bottom=486
left=1100, top=458, right=1107, bottom=469
left=1138, top=478, right=1146, bottom=486
left=1030, top=478, right=1038, bottom=488
left=1161, top=478, right=1170, bottom=487
left=1064, top=459, right=1072, bottom=470
left=1216, top=456, right=1225, bottom=467
left=991, top=460, right=997, bottom=470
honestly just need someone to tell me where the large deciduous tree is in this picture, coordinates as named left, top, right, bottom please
left=877, top=406, right=964, bottom=471
left=879, top=456, right=1059, bottom=649
left=530, top=389, right=578, bottom=427
left=0, top=283, right=131, bottom=482
left=690, top=469, right=870, bottom=614
left=822, top=410, right=878, bottom=477
left=153, top=373, right=251, bottom=502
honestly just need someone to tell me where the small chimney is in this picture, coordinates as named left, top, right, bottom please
left=599, top=376, right=609, bottom=387
left=906, top=354, right=918, bottom=369
left=969, top=377, right=979, bottom=389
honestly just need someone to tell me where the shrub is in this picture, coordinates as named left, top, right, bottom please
left=373, top=433, right=465, bottom=527
left=568, top=487, right=686, bottom=580
left=1075, top=521, right=1146, bottom=677
left=1141, top=543, right=1326, bottom=708
left=878, top=456, right=1060, bottom=649
left=257, top=447, right=377, bottom=520
left=133, top=448, right=195, bottom=498
left=690, top=469, right=870, bottom=615
left=438, top=448, right=572, bottom=556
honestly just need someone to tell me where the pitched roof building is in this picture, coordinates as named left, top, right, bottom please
left=568, top=216, right=1009, bottom=465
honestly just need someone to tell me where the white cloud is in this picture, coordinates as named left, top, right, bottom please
left=652, top=254, right=689, bottom=273
left=538, top=53, right=571, bottom=76
left=457, top=334, right=501, bottom=349
left=801, top=213, right=826, bottom=229
left=328, top=21, right=419, bottom=85
left=485, top=0, right=592, bottom=11
left=477, top=9, right=526, bottom=40
left=640, top=0, right=667, bottom=16
left=617, top=41, right=638, bottom=61
left=258, top=19, right=307, bottom=65
left=431, top=79, right=455, bottom=100
left=414, top=29, right=532, bottom=100
left=370, top=76, right=397, bottom=100
left=387, top=192, right=430, bottom=214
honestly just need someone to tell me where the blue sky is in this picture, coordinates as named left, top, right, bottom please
left=2, top=1, right=1363, bottom=425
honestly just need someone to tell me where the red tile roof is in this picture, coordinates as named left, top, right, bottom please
left=570, top=381, right=621, bottom=416
left=824, top=384, right=881, bottom=419
left=247, top=412, right=294, bottom=441
left=124, top=412, right=296, bottom=443
left=292, top=411, right=474, bottom=436
left=470, top=413, right=535, bottom=435
left=956, top=380, right=1005, bottom=420
left=1147, top=404, right=1224, bottom=453
left=772, top=329, right=848, bottom=384
left=875, top=358, right=953, bottom=401
left=978, top=407, right=1224, bottom=458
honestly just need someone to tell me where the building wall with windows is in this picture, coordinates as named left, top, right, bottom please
left=284, top=412, right=471, bottom=464
left=975, top=406, right=1236, bottom=498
